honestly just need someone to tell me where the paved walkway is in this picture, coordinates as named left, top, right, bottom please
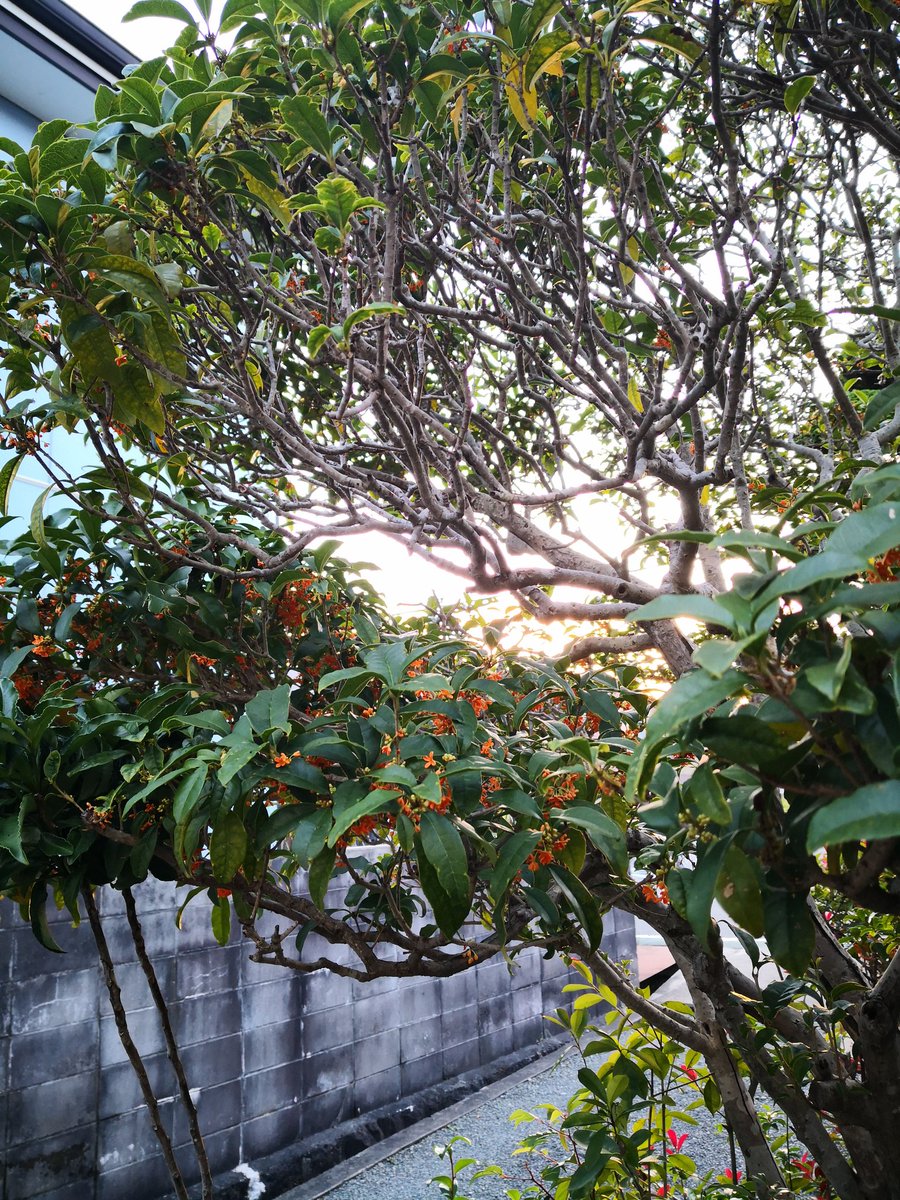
left=276, top=1041, right=732, bottom=1200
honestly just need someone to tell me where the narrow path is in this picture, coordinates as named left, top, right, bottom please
left=277, top=1044, right=733, bottom=1200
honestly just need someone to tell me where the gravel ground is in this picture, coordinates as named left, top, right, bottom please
left=311, top=1047, right=734, bottom=1200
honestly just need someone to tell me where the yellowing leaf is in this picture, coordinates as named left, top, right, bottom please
left=627, top=377, right=643, bottom=412
left=200, top=98, right=233, bottom=142
left=239, top=168, right=292, bottom=230
left=524, top=29, right=579, bottom=90
left=245, top=359, right=263, bottom=392
left=701, top=484, right=710, bottom=506
left=504, top=58, right=539, bottom=131
left=619, top=235, right=640, bottom=285
left=450, top=91, right=465, bottom=140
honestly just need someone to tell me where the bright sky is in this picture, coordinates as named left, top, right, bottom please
left=76, top=0, right=189, bottom=58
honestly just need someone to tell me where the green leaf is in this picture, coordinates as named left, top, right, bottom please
left=43, top=750, right=61, bottom=783
left=715, top=845, right=764, bottom=937
left=559, top=806, right=627, bottom=877
left=525, top=0, right=563, bottom=40
left=568, top=1129, right=614, bottom=1199
left=308, top=843, right=337, bottom=908
left=328, top=0, right=375, bottom=34
left=311, top=176, right=364, bottom=229
left=666, top=867, right=689, bottom=920
left=176, top=709, right=231, bottom=735
left=548, top=864, right=603, bottom=953
left=317, top=665, right=374, bottom=691
left=418, top=811, right=470, bottom=936
left=281, top=97, right=335, bottom=164
left=342, top=302, right=404, bottom=339
left=307, top=325, right=334, bottom=359
left=522, top=884, right=559, bottom=928
left=524, top=29, right=578, bottom=90
left=682, top=836, right=732, bottom=950
left=200, top=99, right=233, bottom=141
left=806, top=780, right=900, bottom=852
left=245, top=684, right=291, bottom=735
left=131, top=829, right=158, bottom=880
left=314, top=227, right=344, bottom=255
left=171, top=90, right=246, bottom=123
left=290, top=809, right=331, bottom=867
left=634, top=593, right=737, bottom=630
left=326, top=788, right=400, bottom=846
left=54, top=601, right=82, bottom=644
left=763, top=887, right=814, bottom=976
left=220, top=0, right=256, bottom=28
left=686, top=763, right=730, bottom=825
left=627, top=670, right=747, bottom=800
left=15, top=597, right=40, bottom=636
left=556, top=828, right=586, bottom=876
left=96, top=254, right=169, bottom=309
left=271, top=757, right=329, bottom=794
left=172, top=765, right=208, bottom=824
left=239, top=169, right=293, bottom=229
left=806, top=640, right=852, bottom=702
left=759, top=503, right=900, bottom=603
left=863, top=377, right=900, bottom=432
left=29, top=484, right=54, bottom=550
left=211, top=894, right=231, bottom=946
left=112, top=364, right=166, bottom=434
left=639, top=23, right=703, bottom=61
left=218, top=741, right=259, bottom=784
left=0, top=802, right=27, bottom=865
left=152, top=264, right=185, bottom=300
left=124, top=0, right=196, bottom=23
left=414, top=772, right=443, bottom=805
left=364, top=641, right=411, bottom=686
left=0, top=455, right=24, bottom=516
left=102, top=220, right=135, bottom=256
left=692, top=637, right=751, bottom=678
left=30, top=882, right=63, bottom=953
left=372, top=763, right=417, bottom=788
left=210, top=811, right=247, bottom=883
left=489, top=830, right=540, bottom=903
left=117, top=77, right=163, bottom=122
left=784, top=75, right=816, bottom=115
left=839, top=304, right=900, bottom=323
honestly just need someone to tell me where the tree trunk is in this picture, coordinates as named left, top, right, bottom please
left=674, top=948, right=786, bottom=1197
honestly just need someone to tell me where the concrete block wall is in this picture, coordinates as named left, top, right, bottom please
left=0, top=881, right=636, bottom=1200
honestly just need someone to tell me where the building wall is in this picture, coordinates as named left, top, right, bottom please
left=0, top=881, right=636, bottom=1200
left=0, top=97, right=36, bottom=148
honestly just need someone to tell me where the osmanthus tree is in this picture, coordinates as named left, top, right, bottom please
left=1, top=475, right=900, bottom=1200
left=0, top=0, right=899, bottom=1197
